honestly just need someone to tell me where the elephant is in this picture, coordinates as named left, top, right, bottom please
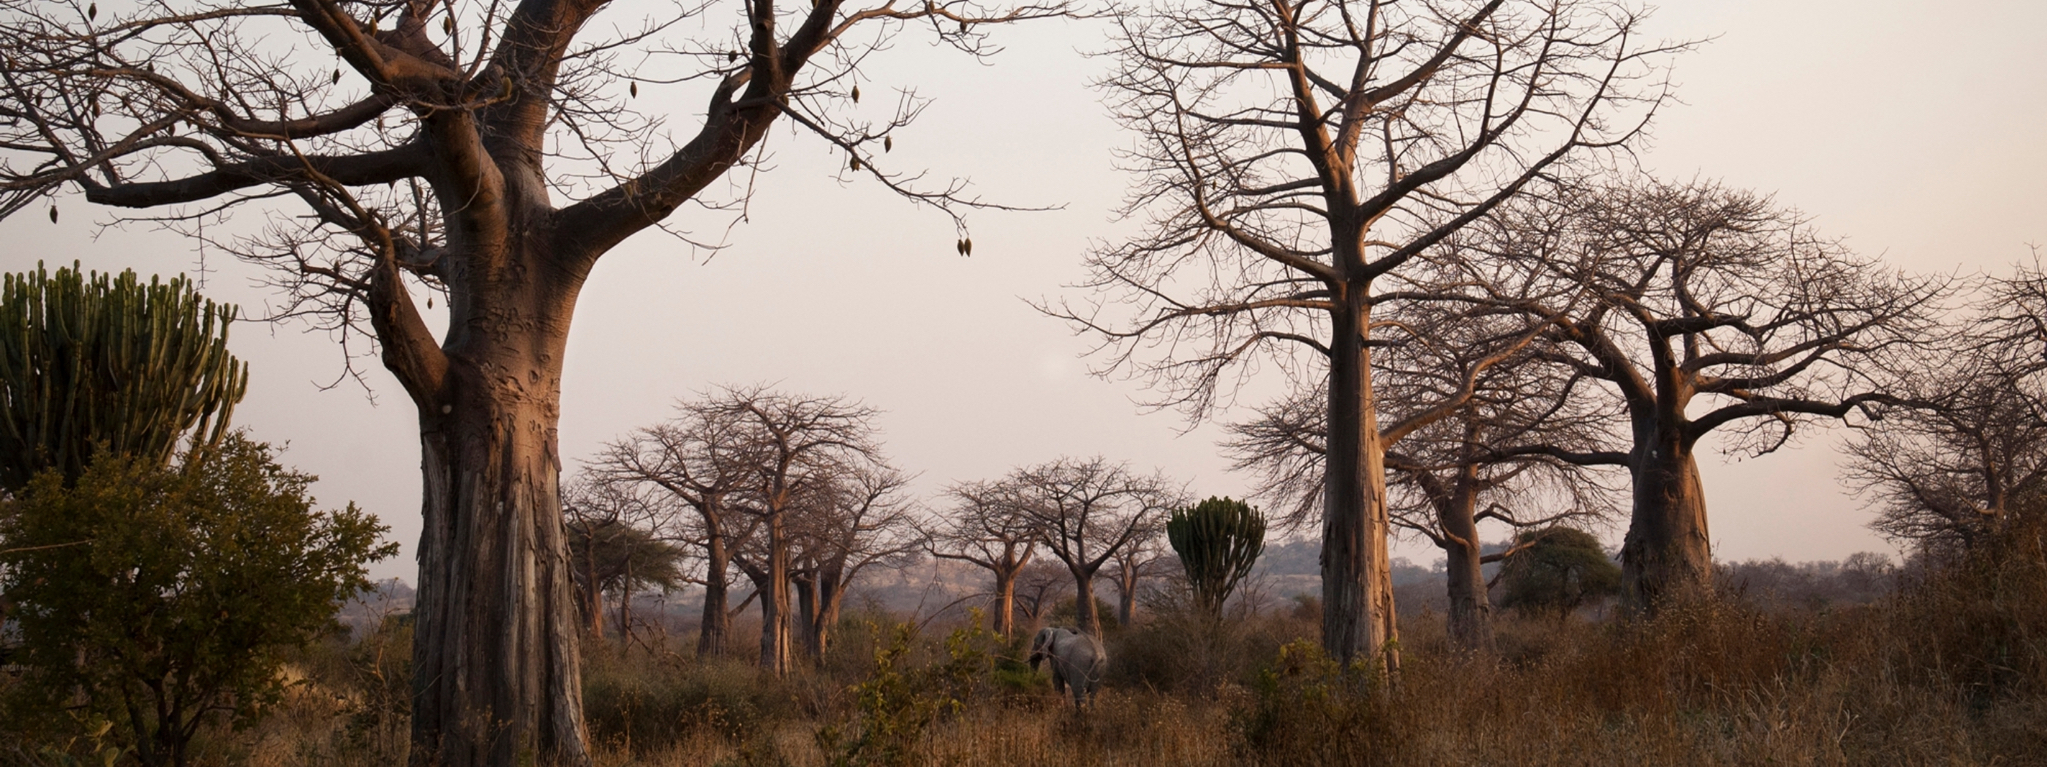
left=1029, top=626, right=1107, bottom=707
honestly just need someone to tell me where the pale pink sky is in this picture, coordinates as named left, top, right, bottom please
left=2, top=0, right=2040, bottom=581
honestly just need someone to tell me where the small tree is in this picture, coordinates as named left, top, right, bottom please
left=1166, top=497, right=1266, bottom=620
left=1495, top=528, right=1620, bottom=619
left=0, top=434, right=396, bottom=767
left=0, top=263, right=247, bottom=492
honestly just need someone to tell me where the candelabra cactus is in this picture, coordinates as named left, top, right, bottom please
left=0, top=262, right=248, bottom=491
left=1167, top=496, right=1267, bottom=618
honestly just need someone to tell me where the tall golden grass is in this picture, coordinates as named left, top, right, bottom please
left=23, top=534, right=2043, bottom=767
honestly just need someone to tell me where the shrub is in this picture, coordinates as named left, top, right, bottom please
left=0, top=435, right=395, bottom=767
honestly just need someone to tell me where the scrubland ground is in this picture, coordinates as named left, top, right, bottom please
left=15, top=542, right=2046, bottom=767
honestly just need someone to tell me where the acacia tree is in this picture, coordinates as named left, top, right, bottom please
left=1474, top=179, right=1946, bottom=612
left=0, top=0, right=1063, bottom=760
left=1053, top=0, right=1680, bottom=664
left=927, top=478, right=1038, bottom=636
left=560, top=475, right=686, bottom=642
left=788, top=462, right=919, bottom=658
left=1847, top=266, right=2047, bottom=554
left=1006, top=456, right=1181, bottom=636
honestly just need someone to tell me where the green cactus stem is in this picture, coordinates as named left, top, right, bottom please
left=0, top=262, right=248, bottom=491
left=1167, top=496, right=1267, bottom=619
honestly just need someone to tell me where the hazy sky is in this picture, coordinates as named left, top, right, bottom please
left=3, top=0, right=2042, bottom=583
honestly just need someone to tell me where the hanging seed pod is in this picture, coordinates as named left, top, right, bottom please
left=332, top=69, right=342, bottom=84
left=884, top=135, right=892, bottom=153
left=629, top=81, right=638, bottom=98
left=87, top=3, right=97, bottom=20
left=851, top=85, right=860, bottom=103
left=962, top=237, right=972, bottom=256
left=849, top=157, right=862, bottom=172
left=427, top=296, right=433, bottom=309
left=443, top=14, right=454, bottom=34
left=49, top=205, right=58, bottom=224
left=727, top=51, right=738, bottom=62
left=955, top=238, right=966, bottom=256
left=959, top=20, right=969, bottom=33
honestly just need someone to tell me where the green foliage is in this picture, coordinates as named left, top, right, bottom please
left=815, top=618, right=996, bottom=767
left=0, top=434, right=396, bottom=767
left=1496, top=527, right=1621, bottom=618
left=566, top=518, right=689, bottom=598
left=1166, top=496, right=1266, bottom=618
left=0, top=262, right=248, bottom=492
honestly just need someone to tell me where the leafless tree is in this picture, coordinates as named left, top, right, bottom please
left=1472, top=178, right=1947, bottom=613
left=588, top=401, right=760, bottom=658
left=1010, top=558, right=1071, bottom=632
left=1049, top=0, right=1683, bottom=665
left=1847, top=265, right=2047, bottom=555
left=1005, top=456, right=1182, bottom=636
left=0, top=0, right=1067, bottom=759
left=688, top=385, right=885, bottom=676
left=1104, top=514, right=1168, bottom=627
left=788, top=462, right=920, bottom=658
left=1226, top=315, right=1623, bottom=651
left=927, top=478, right=1037, bottom=636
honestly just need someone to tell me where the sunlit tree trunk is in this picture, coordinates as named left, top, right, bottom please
left=408, top=286, right=590, bottom=767
left=1322, top=292, right=1397, bottom=670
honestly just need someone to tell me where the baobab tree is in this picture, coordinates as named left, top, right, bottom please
left=0, top=0, right=1064, bottom=761
left=789, top=463, right=920, bottom=658
left=1226, top=317, right=1622, bottom=651
left=1006, top=457, right=1182, bottom=636
left=1847, top=265, right=2047, bottom=555
left=1103, top=515, right=1167, bottom=626
left=698, top=386, right=888, bottom=675
left=1472, top=179, right=1946, bottom=612
left=927, top=478, right=1039, bottom=636
left=590, top=400, right=761, bottom=658
left=1052, top=0, right=1682, bottom=664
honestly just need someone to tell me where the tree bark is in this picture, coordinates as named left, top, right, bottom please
left=1321, top=296, right=1397, bottom=670
left=1620, top=439, right=1712, bottom=614
left=409, top=328, right=591, bottom=767
left=1071, top=567, right=1102, bottom=635
left=991, top=568, right=1017, bottom=636
left=760, top=517, right=791, bottom=675
left=698, top=533, right=731, bottom=657
left=792, top=575, right=816, bottom=657
left=1441, top=505, right=1493, bottom=652
left=1115, top=566, right=1138, bottom=627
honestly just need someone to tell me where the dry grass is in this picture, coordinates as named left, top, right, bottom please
left=15, top=542, right=2045, bottom=767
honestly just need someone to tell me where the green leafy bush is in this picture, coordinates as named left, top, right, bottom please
left=0, top=435, right=395, bottom=767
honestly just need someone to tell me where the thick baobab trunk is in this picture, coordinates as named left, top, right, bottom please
left=793, top=575, right=818, bottom=658
left=1322, top=297, right=1397, bottom=669
left=1071, top=568, right=1103, bottom=635
left=1115, top=567, right=1139, bottom=627
left=991, top=568, right=1018, bottom=636
left=1433, top=475, right=1493, bottom=652
left=410, top=337, right=591, bottom=767
left=808, top=568, right=846, bottom=658
left=698, top=534, right=731, bottom=657
left=580, top=544, right=604, bottom=637
left=1620, top=440, right=1712, bottom=614
left=760, top=519, right=791, bottom=674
